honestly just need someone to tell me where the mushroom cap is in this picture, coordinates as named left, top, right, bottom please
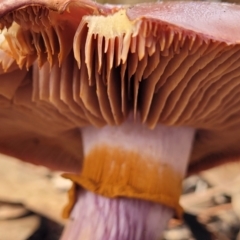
left=1, top=0, right=240, bottom=173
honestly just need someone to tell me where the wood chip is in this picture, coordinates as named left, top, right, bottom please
left=0, top=215, right=40, bottom=240
left=0, top=154, right=68, bottom=224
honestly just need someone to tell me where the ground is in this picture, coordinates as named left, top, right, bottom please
left=1, top=154, right=240, bottom=239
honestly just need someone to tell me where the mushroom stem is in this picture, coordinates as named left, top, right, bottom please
left=61, top=189, right=173, bottom=240
left=62, top=118, right=195, bottom=239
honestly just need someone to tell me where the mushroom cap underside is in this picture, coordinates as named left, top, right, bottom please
left=0, top=0, right=240, bottom=173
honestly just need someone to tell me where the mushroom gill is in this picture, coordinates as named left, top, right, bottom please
left=1, top=0, right=240, bottom=239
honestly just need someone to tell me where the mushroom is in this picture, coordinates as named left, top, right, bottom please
left=1, top=0, right=240, bottom=239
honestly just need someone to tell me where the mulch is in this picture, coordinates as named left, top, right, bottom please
left=1, top=155, right=240, bottom=240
